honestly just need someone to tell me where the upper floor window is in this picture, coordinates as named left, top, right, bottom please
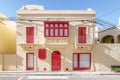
left=26, top=27, right=34, bottom=43
left=44, top=22, right=69, bottom=37
left=78, top=27, right=86, bottom=43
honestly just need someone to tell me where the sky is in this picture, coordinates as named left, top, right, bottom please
left=0, top=0, right=120, bottom=26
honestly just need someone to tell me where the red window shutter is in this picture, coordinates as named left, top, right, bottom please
left=82, top=27, right=86, bottom=43
left=38, top=49, right=46, bottom=59
left=78, top=27, right=86, bottom=43
left=26, top=27, right=34, bottom=43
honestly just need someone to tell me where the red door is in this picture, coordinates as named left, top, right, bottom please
left=52, top=51, right=61, bottom=70
left=78, top=27, right=86, bottom=43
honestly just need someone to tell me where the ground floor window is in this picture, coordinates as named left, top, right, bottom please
left=73, top=53, right=91, bottom=70
left=26, top=53, right=34, bottom=70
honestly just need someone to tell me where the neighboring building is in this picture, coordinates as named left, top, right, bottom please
left=98, top=25, right=120, bottom=43
left=0, top=13, right=16, bottom=71
left=94, top=25, right=120, bottom=72
left=17, top=5, right=96, bottom=72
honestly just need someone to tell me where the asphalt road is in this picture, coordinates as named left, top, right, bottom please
left=0, top=72, right=120, bottom=80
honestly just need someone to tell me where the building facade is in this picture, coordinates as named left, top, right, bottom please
left=17, top=5, right=96, bottom=72
left=0, top=5, right=119, bottom=72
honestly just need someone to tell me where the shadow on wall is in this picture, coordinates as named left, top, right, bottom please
left=3, top=54, right=17, bottom=71
left=16, top=54, right=24, bottom=70
left=37, top=45, right=73, bottom=72
left=93, top=44, right=120, bottom=71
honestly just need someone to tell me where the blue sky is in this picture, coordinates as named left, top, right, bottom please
left=0, top=0, right=120, bottom=25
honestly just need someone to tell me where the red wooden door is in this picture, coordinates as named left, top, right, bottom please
left=78, top=27, right=86, bottom=43
left=52, top=51, right=61, bottom=70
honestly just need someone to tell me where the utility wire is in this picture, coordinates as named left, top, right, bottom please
left=0, top=16, right=116, bottom=28
left=98, top=8, right=120, bottom=18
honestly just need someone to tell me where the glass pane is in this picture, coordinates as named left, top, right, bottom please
left=73, top=54, right=78, bottom=68
left=28, top=54, right=34, bottom=68
left=80, top=54, right=90, bottom=68
left=45, top=24, right=49, bottom=27
left=55, top=24, right=58, bottom=28
left=50, top=24, right=53, bottom=28
left=45, top=29, right=49, bottom=36
left=50, top=29, right=54, bottom=36
left=64, top=29, right=68, bottom=36
left=60, top=29, right=63, bottom=36
left=64, top=24, right=68, bottom=27
left=60, top=24, right=63, bottom=28
left=55, top=29, right=58, bottom=36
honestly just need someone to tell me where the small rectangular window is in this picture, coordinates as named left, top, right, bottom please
left=60, top=29, right=63, bottom=36
left=73, top=54, right=78, bottom=68
left=55, top=29, right=58, bottom=36
left=45, top=29, right=49, bottom=36
left=26, top=53, right=34, bottom=70
left=50, top=29, right=54, bottom=36
left=64, top=29, right=68, bottom=36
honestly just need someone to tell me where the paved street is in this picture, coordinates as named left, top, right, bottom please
left=0, top=72, right=120, bottom=80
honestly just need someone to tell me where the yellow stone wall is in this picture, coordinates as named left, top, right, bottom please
left=0, top=14, right=16, bottom=54
left=93, top=44, right=120, bottom=72
left=0, top=13, right=16, bottom=71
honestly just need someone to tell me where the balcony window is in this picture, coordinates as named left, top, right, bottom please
left=44, top=22, right=69, bottom=37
